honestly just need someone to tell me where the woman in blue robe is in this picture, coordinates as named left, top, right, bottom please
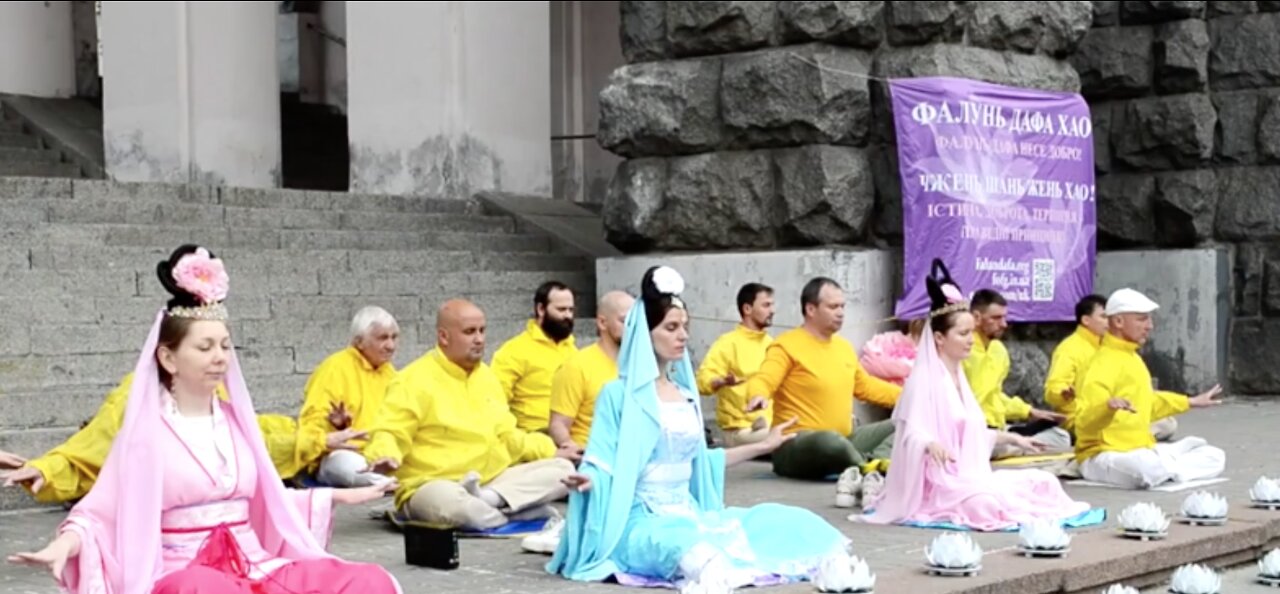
left=547, top=266, right=852, bottom=593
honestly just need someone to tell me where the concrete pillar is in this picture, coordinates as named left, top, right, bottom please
left=347, top=1, right=552, bottom=198
left=551, top=1, right=624, bottom=205
left=320, top=1, right=347, bottom=114
left=0, top=1, right=75, bottom=97
left=99, top=1, right=280, bottom=188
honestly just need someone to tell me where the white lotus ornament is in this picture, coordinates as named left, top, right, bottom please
left=1251, top=476, right=1280, bottom=502
left=1180, top=491, right=1228, bottom=519
left=1169, top=563, right=1221, bottom=594
left=1259, top=548, right=1280, bottom=578
left=1117, top=502, right=1170, bottom=533
left=814, top=554, right=876, bottom=593
left=1018, top=518, right=1071, bottom=550
left=1099, top=585, right=1139, bottom=594
left=924, top=533, right=983, bottom=569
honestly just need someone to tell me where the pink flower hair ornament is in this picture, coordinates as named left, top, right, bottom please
left=171, top=248, right=229, bottom=305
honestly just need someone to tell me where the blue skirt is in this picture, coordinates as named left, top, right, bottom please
left=614, top=500, right=849, bottom=582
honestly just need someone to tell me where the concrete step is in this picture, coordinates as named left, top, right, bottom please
left=0, top=132, right=41, bottom=149
left=0, top=198, right=517, bottom=233
left=0, top=161, right=80, bottom=178
left=0, top=177, right=476, bottom=216
left=1, top=222, right=554, bottom=252
left=0, top=263, right=592, bottom=304
left=0, top=314, right=599, bottom=430
left=23, top=245, right=589, bottom=275
left=0, top=147, right=60, bottom=165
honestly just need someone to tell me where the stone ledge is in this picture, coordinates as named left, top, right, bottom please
left=788, top=516, right=1280, bottom=594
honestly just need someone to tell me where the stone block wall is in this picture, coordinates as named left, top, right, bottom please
left=598, top=1, right=1280, bottom=397
left=601, top=1, right=1092, bottom=252
left=1071, top=1, right=1280, bottom=394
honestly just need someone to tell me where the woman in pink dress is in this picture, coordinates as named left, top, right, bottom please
left=8, top=245, right=401, bottom=594
left=856, top=260, right=1093, bottom=532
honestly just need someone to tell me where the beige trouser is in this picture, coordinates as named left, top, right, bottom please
left=721, top=426, right=770, bottom=448
left=405, top=458, right=574, bottom=530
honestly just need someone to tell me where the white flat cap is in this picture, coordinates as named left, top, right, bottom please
left=1105, top=288, right=1160, bottom=316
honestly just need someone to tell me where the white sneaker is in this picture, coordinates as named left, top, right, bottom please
left=861, top=471, right=885, bottom=507
left=520, top=509, right=564, bottom=555
left=835, top=467, right=862, bottom=509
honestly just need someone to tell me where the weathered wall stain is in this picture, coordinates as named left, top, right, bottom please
left=350, top=133, right=505, bottom=199
left=104, top=129, right=185, bottom=185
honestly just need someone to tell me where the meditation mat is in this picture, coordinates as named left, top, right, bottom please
left=1065, top=477, right=1228, bottom=493
left=613, top=571, right=795, bottom=590
left=385, top=509, right=549, bottom=538
left=991, top=453, right=1075, bottom=468
left=290, top=473, right=325, bottom=489
left=857, top=507, right=1107, bottom=533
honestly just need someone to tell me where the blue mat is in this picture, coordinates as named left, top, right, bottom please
left=291, top=474, right=325, bottom=488
left=860, top=507, right=1107, bottom=533
left=386, top=510, right=549, bottom=538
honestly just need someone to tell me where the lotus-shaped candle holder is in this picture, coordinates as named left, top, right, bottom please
left=1117, top=502, right=1170, bottom=535
left=1169, top=563, right=1221, bottom=594
left=1251, top=476, right=1280, bottom=504
left=815, top=554, right=876, bottom=593
left=1100, top=585, right=1139, bottom=594
left=1018, top=518, right=1071, bottom=552
left=924, top=533, right=983, bottom=569
left=1179, top=491, right=1228, bottom=523
left=1259, top=549, right=1280, bottom=579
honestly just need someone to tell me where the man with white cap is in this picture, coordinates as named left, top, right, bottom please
left=1071, top=288, right=1226, bottom=489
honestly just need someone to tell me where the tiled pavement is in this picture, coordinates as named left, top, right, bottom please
left=2, top=401, right=1278, bottom=594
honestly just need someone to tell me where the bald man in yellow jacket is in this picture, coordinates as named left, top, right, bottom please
left=3, top=372, right=313, bottom=503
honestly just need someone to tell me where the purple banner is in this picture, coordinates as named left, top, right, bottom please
left=890, top=76, right=1097, bottom=322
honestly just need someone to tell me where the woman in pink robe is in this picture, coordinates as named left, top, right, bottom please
left=856, top=260, right=1092, bottom=532
left=8, top=245, right=401, bottom=594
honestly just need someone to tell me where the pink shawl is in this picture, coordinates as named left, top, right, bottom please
left=58, top=310, right=331, bottom=594
left=858, top=329, right=1089, bottom=531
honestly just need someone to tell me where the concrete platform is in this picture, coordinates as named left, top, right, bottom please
left=2, top=401, right=1277, bottom=594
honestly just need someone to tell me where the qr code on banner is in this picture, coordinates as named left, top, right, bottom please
left=1032, top=259, right=1055, bottom=302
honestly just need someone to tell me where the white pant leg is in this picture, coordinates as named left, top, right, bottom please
left=1081, top=448, right=1176, bottom=489
left=317, top=450, right=389, bottom=487
left=1155, top=438, right=1226, bottom=483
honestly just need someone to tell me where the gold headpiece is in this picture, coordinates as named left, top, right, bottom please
left=928, top=301, right=969, bottom=320
left=168, top=302, right=229, bottom=321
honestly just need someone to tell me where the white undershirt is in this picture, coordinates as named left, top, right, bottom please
left=164, top=393, right=237, bottom=496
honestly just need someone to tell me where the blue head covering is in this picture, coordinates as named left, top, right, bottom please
left=547, top=265, right=726, bottom=582
left=615, top=266, right=699, bottom=415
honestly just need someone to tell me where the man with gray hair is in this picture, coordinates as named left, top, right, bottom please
left=296, top=305, right=401, bottom=487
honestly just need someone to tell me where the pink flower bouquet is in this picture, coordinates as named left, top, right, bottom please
left=859, top=331, right=918, bottom=386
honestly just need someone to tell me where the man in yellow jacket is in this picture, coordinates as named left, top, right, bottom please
left=1043, top=294, right=1177, bottom=443
left=490, top=281, right=580, bottom=432
left=295, top=306, right=401, bottom=487
left=363, top=299, right=576, bottom=530
left=964, top=289, right=1069, bottom=456
left=697, top=282, right=776, bottom=447
left=3, top=373, right=308, bottom=503
left=1073, top=288, right=1225, bottom=489
left=745, top=277, right=902, bottom=481
left=548, top=290, right=634, bottom=450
